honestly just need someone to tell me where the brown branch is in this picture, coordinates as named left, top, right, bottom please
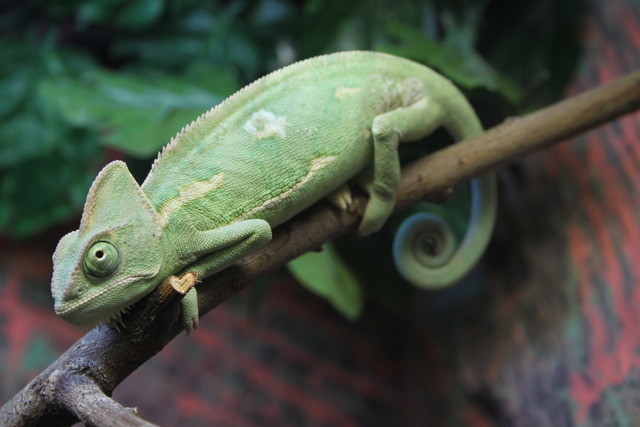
left=2, top=71, right=640, bottom=426
left=0, top=273, right=196, bottom=426
left=56, top=374, right=157, bottom=427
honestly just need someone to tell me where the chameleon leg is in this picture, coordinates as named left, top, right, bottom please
left=359, top=98, right=443, bottom=235
left=177, top=219, right=272, bottom=331
left=180, top=288, right=199, bottom=333
left=181, top=219, right=272, bottom=278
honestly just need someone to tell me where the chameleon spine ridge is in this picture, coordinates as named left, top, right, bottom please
left=142, top=51, right=407, bottom=187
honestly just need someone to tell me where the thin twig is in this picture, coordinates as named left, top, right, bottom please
left=1, top=70, right=639, bottom=426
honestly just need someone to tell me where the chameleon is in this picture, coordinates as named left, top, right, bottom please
left=51, top=51, right=497, bottom=332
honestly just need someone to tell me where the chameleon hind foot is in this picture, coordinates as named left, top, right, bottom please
left=327, top=184, right=357, bottom=213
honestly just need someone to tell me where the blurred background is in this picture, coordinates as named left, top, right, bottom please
left=2, top=0, right=640, bottom=425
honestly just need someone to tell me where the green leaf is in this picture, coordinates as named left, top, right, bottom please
left=476, top=0, right=585, bottom=109
left=103, top=107, right=210, bottom=157
left=287, top=243, right=364, bottom=320
left=40, top=67, right=227, bottom=157
left=184, top=62, right=239, bottom=97
left=0, top=74, right=30, bottom=118
left=382, top=23, right=522, bottom=104
left=0, top=132, right=101, bottom=238
left=116, top=0, right=165, bottom=30
left=76, top=0, right=123, bottom=28
left=250, top=0, right=292, bottom=27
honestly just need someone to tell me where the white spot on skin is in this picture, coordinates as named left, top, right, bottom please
left=304, top=126, right=319, bottom=137
left=238, top=156, right=337, bottom=219
left=158, top=172, right=225, bottom=221
left=334, top=87, right=361, bottom=99
left=243, top=109, right=287, bottom=139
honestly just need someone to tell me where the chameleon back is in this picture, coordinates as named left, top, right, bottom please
left=141, top=51, right=454, bottom=231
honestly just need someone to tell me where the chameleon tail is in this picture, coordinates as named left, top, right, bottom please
left=392, top=90, right=497, bottom=289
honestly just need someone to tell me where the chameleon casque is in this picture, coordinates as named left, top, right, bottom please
left=51, top=51, right=497, bottom=332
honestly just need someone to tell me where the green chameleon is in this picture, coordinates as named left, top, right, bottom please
left=51, top=51, right=496, bottom=332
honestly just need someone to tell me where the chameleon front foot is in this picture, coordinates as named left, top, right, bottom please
left=162, top=272, right=201, bottom=333
left=180, top=287, right=199, bottom=333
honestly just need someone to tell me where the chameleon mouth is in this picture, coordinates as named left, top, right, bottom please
left=55, top=274, right=150, bottom=327
left=71, top=303, right=134, bottom=331
left=104, top=303, right=134, bottom=330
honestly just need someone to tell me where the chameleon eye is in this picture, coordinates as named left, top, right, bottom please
left=84, top=241, right=119, bottom=277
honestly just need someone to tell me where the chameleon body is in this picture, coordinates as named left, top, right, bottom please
left=51, top=51, right=496, bottom=331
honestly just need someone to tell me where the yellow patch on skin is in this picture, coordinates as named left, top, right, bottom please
left=158, top=172, right=225, bottom=221
left=334, top=87, right=361, bottom=99
left=239, top=156, right=337, bottom=219
left=243, top=109, right=287, bottom=139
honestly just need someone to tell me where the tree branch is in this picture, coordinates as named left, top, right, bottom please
left=56, top=374, right=157, bottom=427
left=2, top=71, right=640, bottom=426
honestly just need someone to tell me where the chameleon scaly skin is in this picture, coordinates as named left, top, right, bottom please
left=51, top=51, right=497, bottom=331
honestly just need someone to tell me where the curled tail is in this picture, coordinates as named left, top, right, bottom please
left=392, top=89, right=497, bottom=288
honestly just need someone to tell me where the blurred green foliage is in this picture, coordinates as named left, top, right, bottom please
left=288, top=243, right=364, bottom=320
left=0, top=0, right=584, bottom=316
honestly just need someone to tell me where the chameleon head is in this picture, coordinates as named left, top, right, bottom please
left=51, top=161, right=165, bottom=328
